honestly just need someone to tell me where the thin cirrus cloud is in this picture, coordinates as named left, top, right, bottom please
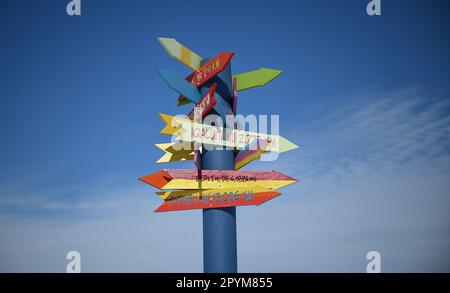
left=277, top=87, right=450, bottom=180
left=239, top=86, right=450, bottom=272
left=0, top=87, right=449, bottom=272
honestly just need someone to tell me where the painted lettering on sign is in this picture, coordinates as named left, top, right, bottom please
left=140, top=169, right=297, bottom=191
left=188, top=84, right=217, bottom=120
left=168, top=190, right=254, bottom=206
left=158, top=113, right=298, bottom=155
left=155, top=190, right=281, bottom=212
left=188, top=124, right=276, bottom=150
left=194, top=174, right=257, bottom=182
left=187, top=52, right=234, bottom=88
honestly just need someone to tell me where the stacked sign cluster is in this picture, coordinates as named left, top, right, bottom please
left=139, top=37, right=298, bottom=212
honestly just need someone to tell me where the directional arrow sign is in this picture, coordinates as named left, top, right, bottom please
left=177, top=95, right=190, bottom=107
left=158, top=37, right=203, bottom=70
left=235, top=139, right=270, bottom=170
left=187, top=52, right=234, bottom=88
left=177, top=52, right=234, bottom=106
left=158, top=69, right=201, bottom=104
left=188, top=86, right=214, bottom=170
left=156, top=186, right=273, bottom=200
left=187, top=84, right=217, bottom=120
left=154, top=139, right=268, bottom=169
left=155, top=142, right=194, bottom=163
left=233, top=68, right=283, bottom=91
left=177, top=98, right=192, bottom=107
left=139, top=169, right=297, bottom=190
left=176, top=67, right=282, bottom=106
left=158, top=113, right=190, bottom=136
left=158, top=114, right=298, bottom=154
left=158, top=70, right=233, bottom=122
left=154, top=189, right=281, bottom=212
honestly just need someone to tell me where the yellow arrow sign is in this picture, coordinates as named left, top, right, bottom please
left=155, top=142, right=195, bottom=163
left=155, top=139, right=268, bottom=169
left=154, top=142, right=268, bottom=169
left=158, top=113, right=189, bottom=135
left=158, top=37, right=203, bottom=70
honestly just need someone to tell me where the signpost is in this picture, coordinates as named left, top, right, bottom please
left=140, top=37, right=298, bottom=273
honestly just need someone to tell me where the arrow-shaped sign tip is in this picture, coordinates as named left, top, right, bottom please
left=139, top=170, right=171, bottom=189
left=157, top=68, right=170, bottom=80
left=256, top=191, right=282, bottom=206
left=259, top=68, right=283, bottom=86
left=271, top=170, right=298, bottom=183
left=157, top=37, right=186, bottom=61
left=278, top=137, right=299, bottom=154
left=157, top=37, right=203, bottom=71
left=158, top=113, right=181, bottom=135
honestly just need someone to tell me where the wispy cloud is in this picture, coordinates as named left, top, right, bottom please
left=0, top=87, right=449, bottom=272
left=242, top=86, right=450, bottom=272
left=265, top=87, right=450, bottom=182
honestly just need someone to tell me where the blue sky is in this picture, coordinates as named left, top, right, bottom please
left=0, top=0, right=449, bottom=272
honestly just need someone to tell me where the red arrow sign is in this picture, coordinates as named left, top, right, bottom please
left=187, top=83, right=217, bottom=120
left=155, top=190, right=281, bottom=212
left=187, top=52, right=234, bottom=87
left=177, top=53, right=233, bottom=105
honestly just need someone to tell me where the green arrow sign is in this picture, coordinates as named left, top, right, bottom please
left=233, top=68, right=283, bottom=91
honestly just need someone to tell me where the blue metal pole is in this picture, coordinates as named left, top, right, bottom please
left=202, top=150, right=237, bottom=273
left=200, top=59, right=237, bottom=273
